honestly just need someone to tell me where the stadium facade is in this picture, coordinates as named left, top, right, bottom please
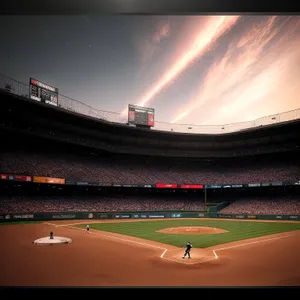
left=0, top=74, right=299, bottom=221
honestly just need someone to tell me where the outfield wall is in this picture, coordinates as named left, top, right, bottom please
left=217, top=213, right=300, bottom=221
left=0, top=211, right=299, bottom=222
left=0, top=211, right=205, bottom=222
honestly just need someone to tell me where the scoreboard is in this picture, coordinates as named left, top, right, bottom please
left=128, top=104, right=155, bottom=128
left=29, top=78, right=59, bottom=106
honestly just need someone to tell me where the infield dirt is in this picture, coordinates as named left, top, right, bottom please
left=1, top=219, right=300, bottom=286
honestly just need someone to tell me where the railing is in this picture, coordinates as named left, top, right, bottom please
left=1, top=73, right=300, bottom=134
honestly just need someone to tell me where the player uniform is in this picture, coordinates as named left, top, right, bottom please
left=86, top=224, right=90, bottom=233
left=182, top=242, right=192, bottom=259
left=50, top=231, right=54, bottom=239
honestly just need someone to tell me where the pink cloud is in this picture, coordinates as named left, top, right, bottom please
left=171, top=16, right=300, bottom=125
left=122, top=16, right=240, bottom=115
left=153, top=22, right=170, bottom=42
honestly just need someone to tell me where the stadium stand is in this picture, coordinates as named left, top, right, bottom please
left=0, top=194, right=205, bottom=213
left=1, top=126, right=300, bottom=188
left=1, top=150, right=299, bottom=185
left=219, top=195, right=300, bottom=215
left=0, top=83, right=299, bottom=217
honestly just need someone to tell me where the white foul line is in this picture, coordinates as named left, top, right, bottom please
left=61, top=223, right=167, bottom=251
left=48, top=221, right=93, bottom=227
left=160, top=249, right=167, bottom=258
left=212, top=233, right=295, bottom=252
left=210, top=232, right=297, bottom=261
left=44, top=222, right=58, bottom=227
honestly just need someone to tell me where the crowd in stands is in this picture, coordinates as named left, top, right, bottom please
left=219, top=195, right=300, bottom=215
left=1, top=150, right=299, bottom=185
left=1, top=193, right=299, bottom=215
left=0, top=195, right=205, bottom=213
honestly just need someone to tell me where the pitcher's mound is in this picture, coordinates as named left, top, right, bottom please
left=157, top=226, right=228, bottom=235
left=33, top=236, right=72, bottom=245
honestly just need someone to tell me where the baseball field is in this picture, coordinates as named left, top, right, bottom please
left=77, top=219, right=300, bottom=248
left=1, top=218, right=300, bottom=286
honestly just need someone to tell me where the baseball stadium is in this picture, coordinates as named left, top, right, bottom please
left=1, top=73, right=300, bottom=286
left=1, top=15, right=300, bottom=287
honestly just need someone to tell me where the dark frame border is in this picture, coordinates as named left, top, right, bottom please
left=2, top=0, right=300, bottom=14
left=1, top=0, right=300, bottom=296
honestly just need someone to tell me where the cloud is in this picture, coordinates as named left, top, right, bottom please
left=122, top=16, right=240, bottom=115
left=170, top=16, right=300, bottom=125
left=153, top=22, right=170, bottom=42
left=137, top=21, right=171, bottom=67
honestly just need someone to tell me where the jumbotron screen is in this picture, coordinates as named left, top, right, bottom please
left=29, top=78, right=59, bottom=106
left=128, top=104, right=155, bottom=127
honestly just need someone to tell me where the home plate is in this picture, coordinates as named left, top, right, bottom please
left=33, top=236, right=72, bottom=245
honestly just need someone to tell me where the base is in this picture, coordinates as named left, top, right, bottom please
left=33, top=236, right=72, bottom=245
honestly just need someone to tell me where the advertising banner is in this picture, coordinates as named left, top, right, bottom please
left=148, top=214, right=165, bottom=218
left=235, top=215, right=246, bottom=219
left=270, top=182, right=283, bottom=186
left=12, top=214, right=34, bottom=219
left=247, top=183, right=261, bottom=187
left=52, top=214, right=76, bottom=219
left=171, top=213, right=181, bottom=218
left=97, top=213, right=112, bottom=219
left=180, top=184, right=203, bottom=189
left=0, top=174, right=31, bottom=182
left=12, top=175, right=32, bottom=182
left=0, top=174, right=9, bottom=180
left=261, top=182, right=271, bottom=187
left=66, top=180, right=77, bottom=185
left=230, top=184, right=244, bottom=188
left=205, top=184, right=222, bottom=189
left=247, top=215, right=257, bottom=219
left=115, top=214, right=131, bottom=219
left=76, top=181, right=89, bottom=185
left=218, top=214, right=232, bottom=218
left=155, top=184, right=177, bottom=188
left=222, top=185, right=232, bottom=188
left=140, top=214, right=148, bottom=218
left=33, top=176, right=65, bottom=184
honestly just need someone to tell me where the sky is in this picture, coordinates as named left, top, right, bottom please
left=0, top=15, right=300, bottom=126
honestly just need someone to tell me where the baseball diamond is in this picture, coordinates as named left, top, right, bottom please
left=1, top=218, right=300, bottom=286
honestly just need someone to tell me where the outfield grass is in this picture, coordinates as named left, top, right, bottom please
left=77, top=219, right=300, bottom=248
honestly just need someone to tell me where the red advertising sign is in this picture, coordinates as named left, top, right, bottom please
left=13, top=175, right=32, bottom=182
left=155, top=183, right=178, bottom=188
left=181, top=184, right=203, bottom=189
left=0, top=174, right=9, bottom=180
